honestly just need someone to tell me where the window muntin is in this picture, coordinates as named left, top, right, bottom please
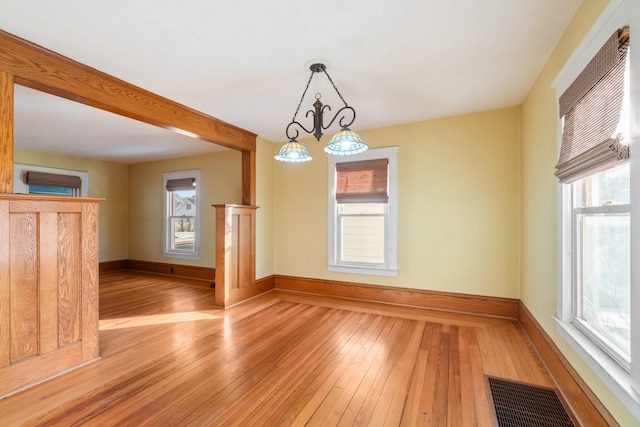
left=163, top=170, right=200, bottom=259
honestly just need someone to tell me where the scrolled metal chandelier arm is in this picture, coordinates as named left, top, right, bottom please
left=277, top=61, right=367, bottom=162
left=285, top=120, right=314, bottom=141
left=321, top=105, right=356, bottom=132
left=284, top=63, right=359, bottom=142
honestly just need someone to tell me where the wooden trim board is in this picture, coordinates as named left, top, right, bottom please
left=274, top=275, right=519, bottom=319
left=518, top=302, right=618, bottom=426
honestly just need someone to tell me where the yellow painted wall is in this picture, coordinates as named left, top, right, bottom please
left=14, top=148, right=129, bottom=262
left=256, top=136, right=276, bottom=278
left=127, top=149, right=242, bottom=267
left=274, top=107, right=521, bottom=298
left=520, top=0, right=634, bottom=423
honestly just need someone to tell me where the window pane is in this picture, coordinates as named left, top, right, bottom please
left=171, top=190, right=196, bottom=214
left=170, top=217, right=196, bottom=251
left=29, top=184, right=75, bottom=196
left=579, top=163, right=630, bottom=207
left=170, top=189, right=196, bottom=252
left=579, top=212, right=630, bottom=358
left=341, top=216, right=385, bottom=263
left=340, top=203, right=385, bottom=214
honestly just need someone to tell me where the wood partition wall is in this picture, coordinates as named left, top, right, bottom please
left=0, top=30, right=258, bottom=396
left=214, top=205, right=272, bottom=308
left=0, top=194, right=100, bottom=396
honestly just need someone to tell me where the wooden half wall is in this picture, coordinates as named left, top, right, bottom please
left=0, top=30, right=260, bottom=394
left=0, top=194, right=101, bottom=397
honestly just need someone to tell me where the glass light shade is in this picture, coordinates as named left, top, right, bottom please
left=324, top=128, right=368, bottom=156
left=274, top=140, right=312, bottom=162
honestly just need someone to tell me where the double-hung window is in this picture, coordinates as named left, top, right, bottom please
left=328, top=146, right=397, bottom=276
left=163, top=170, right=200, bottom=259
left=554, top=7, right=639, bottom=416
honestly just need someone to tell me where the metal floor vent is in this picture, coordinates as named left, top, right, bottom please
left=486, top=376, right=577, bottom=427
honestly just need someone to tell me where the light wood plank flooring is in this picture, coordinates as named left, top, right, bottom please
left=0, top=271, right=557, bottom=426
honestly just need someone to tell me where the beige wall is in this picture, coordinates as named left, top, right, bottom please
left=520, top=0, right=634, bottom=423
left=127, top=149, right=242, bottom=268
left=256, top=136, right=276, bottom=278
left=14, top=148, right=129, bottom=262
left=274, top=107, right=521, bottom=298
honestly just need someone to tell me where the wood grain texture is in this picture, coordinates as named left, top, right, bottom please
left=81, top=202, right=100, bottom=361
left=127, top=259, right=215, bottom=281
left=98, top=259, right=129, bottom=274
left=0, top=71, right=12, bottom=194
left=518, top=302, right=618, bottom=427
left=0, top=195, right=101, bottom=397
left=0, top=200, right=10, bottom=367
left=242, top=149, right=256, bottom=206
left=57, top=213, right=81, bottom=346
left=275, top=275, right=520, bottom=319
left=214, top=205, right=258, bottom=307
left=0, top=30, right=256, bottom=153
left=39, top=212, right=59, bottom=354
left=0, top=272, right=566, bottom=426
left=9, top=212, right=38, bottom=363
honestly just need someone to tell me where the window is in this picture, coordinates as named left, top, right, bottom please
left=554, top=1, right=640, bottom=416
left=163, top=170, right=200, bottom=259
left=13, top=164, right=88, bottom=197
left=328, top=147, right=397, bottom=276
left=570, top=165, right=630, bottom=368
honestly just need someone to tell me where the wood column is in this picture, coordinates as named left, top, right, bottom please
left=214, top=204, right=269, bottom=308
left=242, top=150, right=256, bottom=206
left=0, top=72, right=13, bottom=194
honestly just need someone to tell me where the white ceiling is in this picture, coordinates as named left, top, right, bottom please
left=1, top=0, right=581, bottom=164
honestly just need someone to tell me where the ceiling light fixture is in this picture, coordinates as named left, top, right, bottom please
left=275, top=63, right=367, bottom=162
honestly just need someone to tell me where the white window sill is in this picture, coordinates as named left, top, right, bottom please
left=328, top=264, right=397, bottom=277
left=555, top=317, right=640, bottom=420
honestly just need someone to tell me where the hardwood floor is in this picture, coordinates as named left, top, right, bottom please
left=0, top=271, right=557, bottom=426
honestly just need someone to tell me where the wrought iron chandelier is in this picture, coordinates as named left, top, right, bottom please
left=275, top=63, right=367, bottom=162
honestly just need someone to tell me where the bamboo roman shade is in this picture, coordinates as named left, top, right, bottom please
left=25, top=171, right=81, bottom=189
left=336, top=158, right=388, bottom=203
left=166, top=178, right=195, bottom=191
left=555, top=28, right=629, bottom=183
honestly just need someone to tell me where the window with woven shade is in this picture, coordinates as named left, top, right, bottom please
left=555, top=27, right=629, bottom=183
left=555, top=20, right=636, bottom=409
left=328, top=147, right=397, bottom=276
left=14, top=166, right=88, bottom=197
left=336, top=159, right=389, bottom=203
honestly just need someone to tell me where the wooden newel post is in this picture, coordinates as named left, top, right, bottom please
left=213, top=204, right=258, bottom=308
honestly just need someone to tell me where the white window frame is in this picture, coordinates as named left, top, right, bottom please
left=552, top=0, right=640, bottom=418
left=327, top=146, right=398, bottom=277
left=163, top=169, right=200, bottom=260
left=13, top=163, right=89, bottom=197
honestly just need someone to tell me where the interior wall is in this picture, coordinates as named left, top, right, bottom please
left=256, top=136, right=276, bottom=279
left=274, top=107, right=521, bottom=298
left=520, top=0, right=634, bottom=424
left=14, top=147, right=129, bottom=262
left=127, top=149, right=242, bottom=268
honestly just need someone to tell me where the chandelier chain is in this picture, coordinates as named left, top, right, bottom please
left=292, top=71, right=315, bottom=122
left=322, top=69, right=349, bottom=107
